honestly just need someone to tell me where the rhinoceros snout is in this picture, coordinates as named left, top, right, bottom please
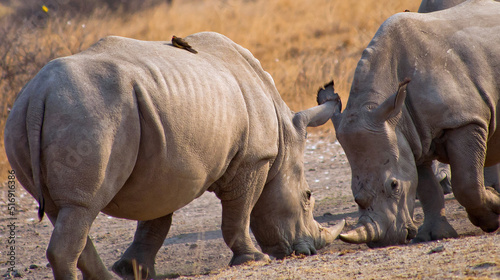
left=293, top=243, right=317, bottom=256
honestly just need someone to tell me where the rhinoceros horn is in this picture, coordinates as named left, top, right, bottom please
left=319, top=219, right=346, bottom=245
left=339, top=221, right=381, bottom=244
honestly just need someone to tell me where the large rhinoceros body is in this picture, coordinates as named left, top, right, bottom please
left=4, top=32, right=343, bottom=279
left=321, top=0, right=500, bottom=248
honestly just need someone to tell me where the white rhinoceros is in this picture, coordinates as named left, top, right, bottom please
left=318, top=0, right=500, bottom=248
left=4, top=32, right=344, bottom=280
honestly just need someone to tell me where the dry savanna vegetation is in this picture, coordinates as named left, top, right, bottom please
left=0, top=0, right=419, bottom=173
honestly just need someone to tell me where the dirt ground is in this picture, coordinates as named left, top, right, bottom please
left=1, top=131, right=498, bottom=279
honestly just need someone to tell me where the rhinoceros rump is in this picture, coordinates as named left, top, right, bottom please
left=320, top=0, right=500, bottom=248
left=4, top=32, right=344, bottom=280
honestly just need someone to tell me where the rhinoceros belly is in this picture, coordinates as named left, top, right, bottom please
left=101, top=161, right=222, bottom=220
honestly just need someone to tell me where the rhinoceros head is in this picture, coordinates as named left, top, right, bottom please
left=249, top=93, right=344, bottom=259
left=326, top=79, right=419, bottom=248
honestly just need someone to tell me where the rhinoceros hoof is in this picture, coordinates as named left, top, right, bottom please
left=411, top=217, right=458, bottom=243
left=112, top=259, right=152, bottom=280
left=229, top=252, right=271, bottom=266
left=467, top=188, right=500, bottom=232
left=467, top=210, right=499, bottom=233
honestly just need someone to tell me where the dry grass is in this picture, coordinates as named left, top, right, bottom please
left=0, top=0, right=419, bottom=172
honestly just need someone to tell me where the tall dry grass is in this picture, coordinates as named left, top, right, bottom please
left=0, top=0, right=419, bottom=173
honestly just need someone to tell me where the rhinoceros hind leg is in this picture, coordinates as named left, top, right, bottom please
left=46, top=206, right=102, bottom=280
left=218, top=161, right=270, bottom=266
left=112, top=213, right=173, bottom=279
left=78, top=236, right=114, bottom=280
left=44, top=195, right=112, bottom=280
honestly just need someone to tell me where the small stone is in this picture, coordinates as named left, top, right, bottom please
left=29, top=264, right=39, bottom=269
left=5, top=270, right=23, bottom=278
left=473, top=262, right=496, bottom=270
left=428, top=245, right=445, bottom=254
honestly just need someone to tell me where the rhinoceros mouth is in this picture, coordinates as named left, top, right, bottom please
left=367, top=223, right=416, bottom=248
left=259, top=220, right=345, bottom=258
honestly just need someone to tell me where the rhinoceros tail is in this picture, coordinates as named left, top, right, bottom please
left=26, top=96, right=46, bottom=221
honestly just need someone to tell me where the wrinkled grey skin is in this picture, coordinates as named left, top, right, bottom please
left=319, top=0, right=500, bottom=248
left=4, top=32, right=344, bottom=280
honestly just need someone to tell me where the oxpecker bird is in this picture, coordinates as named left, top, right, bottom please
left=171, top=35, right=198, bottom=54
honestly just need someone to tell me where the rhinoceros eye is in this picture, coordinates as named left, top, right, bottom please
left=391, top=180, right=399, bottom=190
left=305, top=190, right=312, bottom=200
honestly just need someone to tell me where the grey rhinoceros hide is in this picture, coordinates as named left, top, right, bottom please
left=418, top=0, right=468, bottom=12
left=4, top=32, right=344, bottom=280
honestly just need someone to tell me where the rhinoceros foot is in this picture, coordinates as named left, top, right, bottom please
left=112, top=258, right=153, bottom=280
left=229, top=251, right=271, bottom=266
left=411, top=216, right=458, bottom=243
left=465, top=187, right=500, bottom=233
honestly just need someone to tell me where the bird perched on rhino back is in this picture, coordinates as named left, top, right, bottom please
left=172, top=35, right=198, bottom=53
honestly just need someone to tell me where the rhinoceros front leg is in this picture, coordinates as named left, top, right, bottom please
left=219, top=161, right=271, bottom=266
left=412, top=163, right=458, bottom=243
left=112, top=213, right=173, bottom=279
left=445, top=125, right=500, bottom=232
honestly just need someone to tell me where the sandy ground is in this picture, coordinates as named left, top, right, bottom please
left=0, top=131, right=498, bottom=279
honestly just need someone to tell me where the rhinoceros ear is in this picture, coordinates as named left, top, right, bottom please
left=372, top=78, right=410, bottom=123
left=316, top=80, right=343, bottom=129
left=293, top=93, right=342, bottom=133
